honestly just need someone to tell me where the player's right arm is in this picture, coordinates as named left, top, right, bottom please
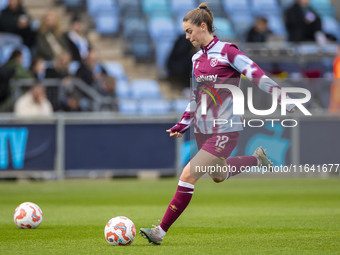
left=167, top=72, right=197, bottom=138
left=166, top=99, right=195, bottom=138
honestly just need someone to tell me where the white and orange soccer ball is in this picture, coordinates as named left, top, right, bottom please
left=104, top=216, right=136, bottom=246
left=13, top=202, right=43, bottom=229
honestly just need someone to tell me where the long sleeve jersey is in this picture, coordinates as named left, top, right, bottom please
left=171, top=36, right=294, bottom=134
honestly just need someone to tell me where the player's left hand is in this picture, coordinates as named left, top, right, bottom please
left=166, top=129, right=182, bottom=138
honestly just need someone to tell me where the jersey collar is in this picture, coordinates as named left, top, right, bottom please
left=201, top=36, right=219, bottom=53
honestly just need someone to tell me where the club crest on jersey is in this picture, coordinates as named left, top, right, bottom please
left=210, top=58, right=218, bottom=67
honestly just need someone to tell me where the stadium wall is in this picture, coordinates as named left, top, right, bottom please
left=0, top=112, right=339, bottom=179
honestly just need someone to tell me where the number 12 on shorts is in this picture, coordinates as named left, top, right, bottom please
left=215, top=135, right=229, bottom=149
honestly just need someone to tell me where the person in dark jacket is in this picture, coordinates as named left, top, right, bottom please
left=63, top=15, right=91, bottom=61
left=246, top=17, right=272, bottom=43
left=166, top=34, right=195, bottom=90
left=285, top=0, right=323, bottom=42
left=0, top=0, right=35, bottom=48
left=76, top=49, right=105, bottom=86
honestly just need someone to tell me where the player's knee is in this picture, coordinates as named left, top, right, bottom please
left=179, top=172, right=194, bottom=184
left=212, top=177, right=225, bottom=183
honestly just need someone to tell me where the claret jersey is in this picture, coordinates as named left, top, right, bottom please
left=170, top=36, right=294, bottom=134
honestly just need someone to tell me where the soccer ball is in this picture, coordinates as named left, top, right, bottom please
left=104, top=216, right=136, bottom=246
left=13, top=202, right=43, bottom=229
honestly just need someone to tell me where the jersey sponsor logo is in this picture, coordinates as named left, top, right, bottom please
left=210, top=58, right=218, bottom=67
left=196, top=74, right=218, bottom=83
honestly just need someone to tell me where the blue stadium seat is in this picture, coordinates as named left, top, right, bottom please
left=0, top=0, right=8, bottom=11
left=155, top=40, right=176, bottom=75
left=87, top=0, right=115, bottom=16
left=117, top=0, right=140, bottom=12
left=63, top=0, right=84, bottom=9
left=104, top=61, right=127, bottom=82
left=176, top=16, right=186, bottom=34
left=0, top=44, right=31, bottom=68
left=94, top=9, right=120, bottom=35
left=0, top=33, right=22, bottom=47
left=213, top=17, right=236, bottom=40
left=229, top=14, right=254, bottom=38
left=197, top=0, right=225, bottom=17
left=279, top=0, right=295, bottom=9
left=266, top=15, right=287, bottom=37
left=170, top=0, right=196, bottom=16
left=130, top=36, right=154, bottom=62
left=173, top=99, right=189, bottom=113
left=116, top=81, right=131, bottom=99
left=223, top=0, right=249, bottom=14
left=139, top=99, right=172, bottom=115
left=250, top=0, right=281, bottom=16
left=142, top=0, right=168, bottom=16
left=149, top=17, right=178, bottom=41
left=322, top=17, right=340, bottom=40
left=130, top=79, right=162, bottom=99
left=118, top=99, right=139, bottom=114
left=123, top=17, right=148, bottom=39
left=311, top=0, right=335, bottom=17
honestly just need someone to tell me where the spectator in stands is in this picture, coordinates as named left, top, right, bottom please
left=14, top=83, right=53, bottom=116
left=63, top=14, right=91, bottom=61
left=329, top=44, right=340, bottom=112
left=76, top=49, right=106, bottom=86
left=30, top=57, right=46, bottom=80
left=0, top=65, right=15, bottom=112
left=36, top=11, right=69, bottom=61
left=246, top=17, right=272, bottom=43
left=0, top=0, right=35, bottom=48
left=3, top=49, right=33, bottom=79
left=59, top=90, right=82, bottom=112
left=96, top=75, right=116, bottom=96
left=45, top=51, right=72, bottom=79
left=43, top=50, right=83, bottom=112
left=166, top=34, right=195, bottom=91
left=285, top=0, right=325, bottom=43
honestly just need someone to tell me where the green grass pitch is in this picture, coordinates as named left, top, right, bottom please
left=0, top=178, right=339, bottom=254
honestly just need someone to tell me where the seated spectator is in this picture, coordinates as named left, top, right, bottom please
left=45, top=51, right=72, bottom=78
left=59, top=90, right=82, bottom=112
left=285, top=0, right=325, bottom=43
left=246, top=17, right=272, bottom=43
left=14, top=83, right=53, bottom=116
left=76, top=49, right=106, bottom=86
left=0, top=0, right=35, bottom=48
left=36, top=11, right=69, bottom=61
left=3, top=49, right=33, bottom=79
left=44, top=51, right=79, bottom=111
left=30, top=57, right=46, bottom=80
left=63, top=14, right=91, bottom=61
left=96, top=75, right=116, bottom=97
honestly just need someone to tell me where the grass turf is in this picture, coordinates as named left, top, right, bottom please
left=0, top=178, right=339, bottom=255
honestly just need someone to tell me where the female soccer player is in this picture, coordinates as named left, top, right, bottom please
left=140, top=3, right=295, bottom=245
